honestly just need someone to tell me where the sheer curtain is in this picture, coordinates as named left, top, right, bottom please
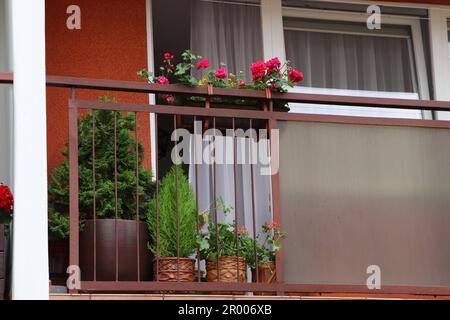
left=188, top=134, right=272, bottom=241
left=189, top=0, right=271, bottom=252
left=284, top=28, right=422, bottom=118
left=190, top=0, right=263, bottom=80
left=285, top=30, right=415, bottom=92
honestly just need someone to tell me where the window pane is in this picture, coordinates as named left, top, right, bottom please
left=191, top=0, right=263, bottom=81
left=284, top=20, right=416, bottom=93
left=447, top=20, right=450, bottom=60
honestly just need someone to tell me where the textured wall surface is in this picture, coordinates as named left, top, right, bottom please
left=45, top=0, right=151, bottom=174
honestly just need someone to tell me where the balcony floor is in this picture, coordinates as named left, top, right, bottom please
left=49, top=293, right=450, bottom=300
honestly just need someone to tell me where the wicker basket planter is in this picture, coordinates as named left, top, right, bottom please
left=206, top=256, right=247, bottom=295
left=154, top=257, right=196, bottom=282
left=252, top=261, right=276, bottom=296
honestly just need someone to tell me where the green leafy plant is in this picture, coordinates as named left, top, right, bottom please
left=48, top=96, right=153, bottom=239
left=196, top=198, right=255, bottom=263
left=247, top=221, right=287, bottom=269
left=147, top=165, right=198, bottom=258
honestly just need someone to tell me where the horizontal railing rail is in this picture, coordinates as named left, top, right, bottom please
left=2, top=72, right=450, bottom=112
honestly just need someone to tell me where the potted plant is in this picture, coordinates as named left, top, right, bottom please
left=249, top=221, right=287, bottom=295
left=0, top=183, right=13, bottom=299
left=48, top=96, right=154, bottom=281
left=197, top=199, right=254, bottom=286
left=138, top=50, right=304, bottom=129
left=147, top=165, right=198, bottom=282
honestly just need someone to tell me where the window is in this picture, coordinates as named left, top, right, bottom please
left=281, top=8, right=430, bottom=119
left=152, top=0, right=263, bottom=82
left=447, top=20, right=450, bottom=60
left=284, top=19, right=417, bottom=93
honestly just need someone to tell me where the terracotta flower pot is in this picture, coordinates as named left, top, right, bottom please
left=206, top=256, right=247, bottom=295
left=153, top=257, right=196, bottom=282
left=252, top=261, right=276, bottom=296
left=80, top=219, right=153, bottom=281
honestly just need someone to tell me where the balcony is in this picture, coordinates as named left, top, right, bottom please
left=2, top=73, right=450, bottom=299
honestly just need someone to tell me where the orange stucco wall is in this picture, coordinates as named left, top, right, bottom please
left=45, top=0, right=151, bottom=175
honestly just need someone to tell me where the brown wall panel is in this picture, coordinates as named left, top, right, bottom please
left=279, top=121, right=450, bottom=287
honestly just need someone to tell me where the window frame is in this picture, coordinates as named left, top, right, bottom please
left=280, top=7, right=430, bottom=101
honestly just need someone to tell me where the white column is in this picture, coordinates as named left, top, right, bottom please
left=10, top=0, right=49, bottom=300
left=146, top=0, right=157, bottom=175
left=261, top=0, right=286, bottom=61
left=429, top=9, right=450, bottom=119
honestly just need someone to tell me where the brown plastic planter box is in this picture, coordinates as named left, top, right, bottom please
left=80, top=219, right=153, bottom=281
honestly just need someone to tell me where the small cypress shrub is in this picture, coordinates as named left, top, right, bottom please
left=147, top=165, right=197, bottom=258
left=48, top=97, right=153, bottom=239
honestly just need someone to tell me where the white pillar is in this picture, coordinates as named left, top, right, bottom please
left=10, top=0, right=49, bottom=300
left=261, top=0, right=286, bottom=61
left=429, top=9, right=450, bottom=119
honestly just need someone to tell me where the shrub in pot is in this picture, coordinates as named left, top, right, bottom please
left=147, top=165, right=198, bottom=282
left=197, top=199, right=254, bottom=286
left=48, top=97, right=154, bottom=281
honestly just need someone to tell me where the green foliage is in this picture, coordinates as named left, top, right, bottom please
left=174, top=49, right=202, bottom=86
left=196, top=198, right=255, bottom=264
left=48, top=96, right=153, bottom=240
left=246, top=223, right=288, bottom=270
left=147, top=165, right=198, bottom=258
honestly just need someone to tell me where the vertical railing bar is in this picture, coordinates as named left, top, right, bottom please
left=213, top=117, right=220, bottom=282
left=174, top=115, right=180, bottom=282
left=114, top=111, right=119, bottom=282
left=268, top=98, right=284, bottom=296
left=194, top=116, right=201, bottom=283
left=155, top=113, right=160, bottom=282
left=232, top=118, right=240, bottom=283
left=68, top=89, right=79, bottom=293
left=249, top=119, right=259, bottom=284
left=135, top=112, right=141, bottom=282
left=92, top=110, right=97, bottom=282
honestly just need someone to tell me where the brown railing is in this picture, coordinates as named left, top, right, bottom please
left=2, top=72, right=450, bottom=297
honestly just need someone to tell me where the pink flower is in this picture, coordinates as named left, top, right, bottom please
left=251, top=61, right=266, bottom=81
left=239, top=81, right=247, bottom=87
left=156, top=76, right=170, bottom=85
left=271, top=221, right=279, bottom=229
left=162, top=94, right=175, bottom=104
left=215, top=68, right=227, bottom=79
left=196, top=59, right=210, bottom=70
left=237, top=226, right=248, bottom=235
left=265, top=57, right=281, bottom=73
left=289, top=69, right=304, bottom=83
left=164, top=52, right=174, bottom=60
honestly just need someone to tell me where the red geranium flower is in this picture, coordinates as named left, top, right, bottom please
left=0, top=185, right=13, bottom=215
left=265, top=57, right=281, bottom=73
left=196, top=59, right=210, bottom=70
left=289, top=69, right=304, bottom=83
left=164, top=52, right=174, bottom=60
left=251, top=61, right=266, bottom=81
left=156, top=76, right=170, bottom=85
left=215, top=68, right=227, bottom=79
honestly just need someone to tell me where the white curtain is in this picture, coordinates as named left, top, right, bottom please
left=284, top=29, right=422, bottom=119
left=188, top=134, right=272, bottom=237
left=190, top=0, right=263, bottom=80
left=284, top=30, right=416, bottom=93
